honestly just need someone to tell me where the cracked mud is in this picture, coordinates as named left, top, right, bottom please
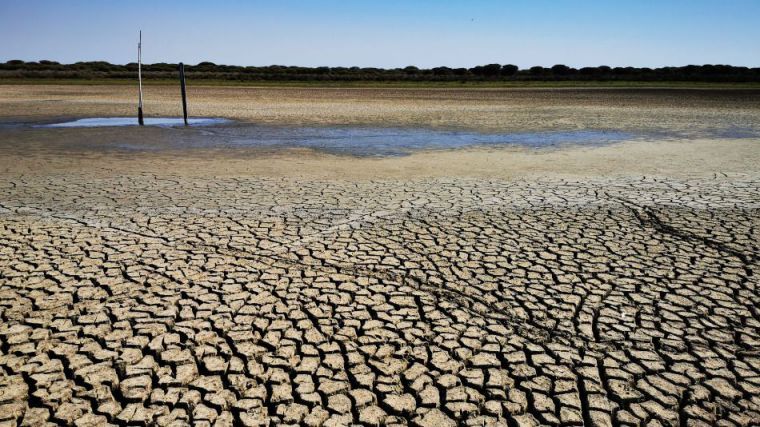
left=1, top=174, right=759, bottom=426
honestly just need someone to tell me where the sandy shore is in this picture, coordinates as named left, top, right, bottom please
left=0, top=86, right=758, bottom=425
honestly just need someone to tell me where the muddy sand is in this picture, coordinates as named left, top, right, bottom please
left=0, top=85, right=759, bottom=426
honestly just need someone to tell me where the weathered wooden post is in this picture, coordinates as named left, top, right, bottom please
left=179, top=62, right=188, bottom=125
left=137, top=31, right=144, bottom=126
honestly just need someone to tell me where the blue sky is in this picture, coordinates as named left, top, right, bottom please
left=2, top=0, right=758, bottom=68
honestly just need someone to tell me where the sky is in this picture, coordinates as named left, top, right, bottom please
left=2, top=0, right=759, bottom=69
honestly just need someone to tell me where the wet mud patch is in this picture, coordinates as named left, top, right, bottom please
left=3, top=119, right=759, bottom=157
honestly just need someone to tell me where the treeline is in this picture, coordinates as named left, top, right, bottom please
left=2, top=60, right=759, bottom=82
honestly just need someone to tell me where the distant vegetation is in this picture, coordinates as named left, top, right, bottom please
left=2, top=60, right=759, bottom=83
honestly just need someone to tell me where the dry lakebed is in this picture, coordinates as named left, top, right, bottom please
left=0, top=85, right=758, bottom=426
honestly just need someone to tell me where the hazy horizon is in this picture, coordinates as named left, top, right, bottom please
left=2, top=0, right=759, bottom=69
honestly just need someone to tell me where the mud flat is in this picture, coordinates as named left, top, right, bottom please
left=0, top=86, right=759, bottom=425
left=2, top=84, right=760, bottom=133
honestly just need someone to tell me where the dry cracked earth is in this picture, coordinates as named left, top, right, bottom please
left=1, top=174, right=759, bottom=426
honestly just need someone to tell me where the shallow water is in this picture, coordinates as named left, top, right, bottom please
left=195, top=125, right=642, bottom=156
left=42, top=117, right=229, bottom=128
left=5, top=117, right=760, bottom=157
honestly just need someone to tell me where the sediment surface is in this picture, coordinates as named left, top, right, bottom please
left=0, top=86, right=759, bottom=426
left=2, top=85, right=760, bottom=133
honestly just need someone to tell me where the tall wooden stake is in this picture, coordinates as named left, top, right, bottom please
left=137, top=31, right=144, bottom=126
left=179, top=62, right=188, bottom=125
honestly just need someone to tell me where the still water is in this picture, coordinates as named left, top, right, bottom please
left=21, top=117, right=760, bottom=157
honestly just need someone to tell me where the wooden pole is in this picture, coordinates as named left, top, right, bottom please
left=137, top=31, right=144, bottom=126
left=179, top=62, right=188, bottom=125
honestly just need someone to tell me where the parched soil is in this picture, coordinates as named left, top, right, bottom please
left=0, top=86, right=759, bottom=426
left=1, top=173, right=759, bottom=426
